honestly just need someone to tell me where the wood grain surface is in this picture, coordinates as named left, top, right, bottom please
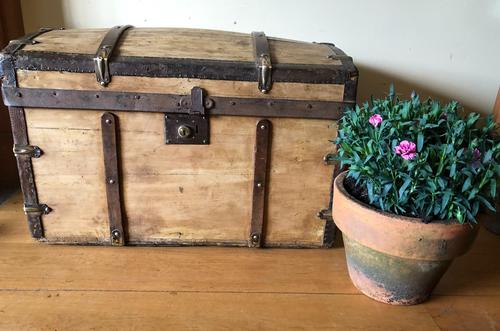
left=21, top=28, right=342, bottom=65
left=17, top=70, right=345, bottom=102
left=0, top=193, right=499, bottom=330
left=23, top=109, right=335, bottom=245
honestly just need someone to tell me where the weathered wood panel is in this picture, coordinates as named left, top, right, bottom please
left=25, top=109, right=335, bottom=245
left=22, top=28, right=341, bottom=65
left=0, top=291, right=441, bottom=331
left=17, top=70, right=345, bottom=102
left=1, top=194, right=500, bottom=331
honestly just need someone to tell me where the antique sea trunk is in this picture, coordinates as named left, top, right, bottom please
left=0, top=26, right=357, bottom=247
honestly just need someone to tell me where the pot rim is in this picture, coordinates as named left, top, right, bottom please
left=332, top=171, right=479, bottom=261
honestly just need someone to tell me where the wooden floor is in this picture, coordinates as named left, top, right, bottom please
left=0, top=192, right=499, bottom=330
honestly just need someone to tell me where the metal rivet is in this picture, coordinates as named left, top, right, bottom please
left=260, top=125, right=266, bottom=130
left=16, top=92, right=22, bottom=97
left=105, top=119, right=112, bottom=124
left=306, top=104, right=313, bottom=109
left=166, top=139, right=171, bottom=143
left=230, top=101, right=236, bottom=106
left=251, top=233, right=260, bottom=243
left=52, top=91, right=57, bottom=96
left=257, top=182, right=263, bottom=188
left=134, top=95, right=141, bottom=100
left=100, top=81, right=106, bottom=86
left=204, top=98, right=214, bottom=109
left=95, top=94, right=100, bottom=98
left=32, top=147, right=42, bottom=158
left=111, top=229, right=121, bottom=240
left=165, top=115, right=168, bottom=119
left=202, top=139, right=207, bottom=144
left=268, top=101, right=274, bottom=107
left=108, top=178, right=115, bottom=184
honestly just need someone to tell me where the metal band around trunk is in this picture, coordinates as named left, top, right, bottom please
left=249, top=119, right=272, bottom=247
left=2, top=28, right=54, bottom=55
left=319, top=42, right=359, bottom=104
left=2, top=86, right=347, bottom=120
left=8, top=106, right=47, bottom=238
left=94, top=25, right=133, bottom=86
left=251, top=31, right=272, bottom=93
left=13, top=50, right=354, bottom=85
left=101, top=112, right=126, bottom=246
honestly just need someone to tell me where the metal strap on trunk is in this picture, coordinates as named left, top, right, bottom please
left=249, top=119, right=272, bottom=247
left=2, top=28, right=54, bottom=55
left=101, top=112, right=126, bottom=246
left=251, top=31, right=273, bottom=93
left=94, top=25, right=133, bottom=86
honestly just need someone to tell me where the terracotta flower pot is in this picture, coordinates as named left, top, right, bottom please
left=332, top=171, right=479, bottom=305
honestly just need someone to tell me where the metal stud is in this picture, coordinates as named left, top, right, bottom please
left=251, top=233, right=260, bottom=243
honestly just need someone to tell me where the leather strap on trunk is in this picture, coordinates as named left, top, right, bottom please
left=94, top=25, right=133, bottom=86
left=251, top=31, right=273, bottom=93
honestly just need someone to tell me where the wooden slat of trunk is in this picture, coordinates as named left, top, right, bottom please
left=21, top=28, right=341, bottom=65
left=17, top=70, right=345, bottom=102
left=25, top=109, right=334, bottom=245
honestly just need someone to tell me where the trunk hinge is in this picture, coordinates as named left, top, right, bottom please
left=13, top=144, right=43, bottom=158
left=24, top=203, right=52, bottom=216
left=165, top=87, right=210, bottom=145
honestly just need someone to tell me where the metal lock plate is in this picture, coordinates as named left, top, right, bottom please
left=164, top=114, right=209, bottom=145
left=164, top=87, right=210, bottom=145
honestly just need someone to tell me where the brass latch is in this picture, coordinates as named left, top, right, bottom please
left=93, top=25, right=133, bottom=86
left=257, top=54, right=272, bottom=94
left=251, top=31, right=273, bottom=93
left=94, top=45, right=111, bottom=86
left=24, top=204, right=52, bottom=216
left=13, top=144, right=43, bottom=158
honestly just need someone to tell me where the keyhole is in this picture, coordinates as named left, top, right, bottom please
left=177, top=125, right=192, bottom=138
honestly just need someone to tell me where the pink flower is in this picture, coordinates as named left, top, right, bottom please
left=368, top=114, right=383, bottom=127
left=472, top=148, right=481, bottom=161
left=369, top=114, right=383, bottom=127
left=394, top=140, right=417, bottom=160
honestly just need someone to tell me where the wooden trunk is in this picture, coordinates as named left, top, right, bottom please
left=0, top=27, right=357, bottom=248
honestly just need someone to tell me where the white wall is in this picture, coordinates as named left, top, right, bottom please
left=21, top=0, right=500, bottom=114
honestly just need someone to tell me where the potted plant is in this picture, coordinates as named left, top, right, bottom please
left=331, top=86, right=500, bottom=305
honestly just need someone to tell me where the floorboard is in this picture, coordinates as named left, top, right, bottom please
left=0, top=192, right=499, bottom=330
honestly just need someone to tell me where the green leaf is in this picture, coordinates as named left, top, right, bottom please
left=461, top=177, right=472, bottom=192
left=398, top=178, right=412, bottom=199
left=367, top=181, right=374, bottom=203
left=437, top=177, right=446, bottom=189
left=477, top=195, right=496, bottom=212
left=441, top=191, right=451, bottom=213
left=450, top=163, right=456, bottom=177
left=491, top=179, right=497, bottom=198
left=417, top=133, right=424, bottom=152
left=467, top=188, right=478, bottom=200
left=483, top=150, right=493, bottom=163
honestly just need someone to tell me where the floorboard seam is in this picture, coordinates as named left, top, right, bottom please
left=0, top=288, right=499, bottom=297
